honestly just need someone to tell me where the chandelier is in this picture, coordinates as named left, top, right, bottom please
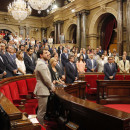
left=8, top=0, right=31, bottom=22
left=28, top=0, right=54, bottom=14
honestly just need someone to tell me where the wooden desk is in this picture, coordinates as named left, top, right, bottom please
left=65, top=81, right=86, bottom=99
left=96, top=80, right=130, bottom=105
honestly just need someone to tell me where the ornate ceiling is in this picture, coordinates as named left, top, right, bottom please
left=0, top=0, right=66, bottom=17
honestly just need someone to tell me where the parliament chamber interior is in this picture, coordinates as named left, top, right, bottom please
left=0, top=0, right=130, bottom=130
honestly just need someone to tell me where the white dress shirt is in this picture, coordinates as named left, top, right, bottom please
left=16, top=58, right=26, bottom=74
left=91, top=59, right=94, bottom=68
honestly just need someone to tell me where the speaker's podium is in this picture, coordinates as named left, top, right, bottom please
left=0, top=92, right=41, bottom=130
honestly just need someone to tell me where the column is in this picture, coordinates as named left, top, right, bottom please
left=54, top=22, right=57, bottom=44
left=117, top=0, right=123, bottom=56
left=19, top=26, right=24, bottom=36
left=25, top=26, right=30, bottom=36
left=127, top=0, right=130, bottom=55
left=76, top=12, right=81, bottom=48
left=54, top=21, right=64, bottom=44
left=58, top=22, right=61, bottom=44
left=57, top=20, right=64, bottom=44
left=41, top=28, right=47, bottom=42
left=81, top=10, right=90, bottom=48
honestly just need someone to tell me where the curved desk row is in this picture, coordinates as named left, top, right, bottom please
left=0, top=75, right=130, bottom=130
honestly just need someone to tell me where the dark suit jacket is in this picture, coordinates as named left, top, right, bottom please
left=86, top=59, right=97, bottom=72
left=4, top=52, right=17, bottom=77
left=104, top=63, right=117, bottom=80
left=56, top=61, right=64, bottom=78
left=0, top=54, right=6, bottom=74
left=24, top=55, right=35, bottom=74
left=65, top=62, right=78, bottom=84
left=82, top=53, right=88, bottom=63
left=49, top=66, right=60, bottom=82
left=61, top=53, right=69, bottom=67
left=126, top=56, right=130, bottom=61
left=58, top=47, right=64, bottom=56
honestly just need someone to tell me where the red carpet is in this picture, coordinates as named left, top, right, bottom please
left=88, top=100, right=130, bottom=113
left=104, top=104, right=130, bottom=113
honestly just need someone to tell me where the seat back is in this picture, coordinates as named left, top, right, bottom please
left=115, top=75, right=124, bottom=80
left=16, top=80, right=28, bottom=95
left=125, top=75, right=130, bottom=80
left=1, top=85, right=13, bottom=102
left=85, top=75, right=97, bottom=94
left=0, top=88, right=5, bottom=96
left=8, top=82, right=20, bottom=101
left=98, top=75, right=104, bottom=80
left=26, top=78, right=36, bottom=92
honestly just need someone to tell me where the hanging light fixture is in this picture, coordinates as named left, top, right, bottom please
left=8, top=0, right=31, bottom=22
left=28, top=0, right=55, bottom=14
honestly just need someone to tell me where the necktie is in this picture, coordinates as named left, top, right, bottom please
left=124, top=61, right=125, bottom=70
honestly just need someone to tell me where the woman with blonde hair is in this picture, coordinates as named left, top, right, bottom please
left=49, top=57, right=64, bottom=85
left=16, top=51, right=26, bottom=75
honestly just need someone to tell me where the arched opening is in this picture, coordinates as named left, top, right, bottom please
left=67, top=24, right=77, bottom=44
left=50, top=31, right=55, bottom=43
left=97, top=13, right=117, bottom=51
left=50, top=31, right=54, bottom=37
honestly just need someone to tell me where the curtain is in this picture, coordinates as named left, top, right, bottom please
left=104, top=18, right=117, bottom=50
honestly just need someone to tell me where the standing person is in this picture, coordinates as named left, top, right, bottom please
left=58, top=44, right=64, bottom=57
left=48, top=36, right=53, bottom=45
left=86, top=53, right=97, bottom=72
left=15, top=51, right=26, bottom=75
left=104, top=57, right=117, bottom=80
left=119, top=55, right=130, bottom=73
left=34, top=48, right=55, bottom=126
left=0, top=53, right=7, bottom=78
left=97, top=55, right=107, bottom=72
left=76, top=55, right=86, bottom=73
left=59, top=33, right=65, bottom=44
left=65, top=55, right=78, bottom=83
left=24, top=48, right=35, bottom=74
left=61, top=48, right=69, bottom=67
left=82, top=48, right=88, bottom=62
left=4, top=45, right=18, bottom=77
left=53, top=53, right=65, bottom=80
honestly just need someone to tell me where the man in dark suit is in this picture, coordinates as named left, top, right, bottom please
left=53, top=53, right=65, bottom=80
left=4, top=45, right=18, bottom=77
left=58, top=45, right=64, bottom=57
left=104, top=57, right=117, bottom=80
left=65, top=55, right=78, bottom=84
left=86, top=54, right=97, bottom=72
left=61, top=48, right=69, bottom=67
left=24, top=48, right=35, bottom=74
left=0, top=54, right=7, bottom=78
left=82, top=48, right=88, bottom=62
left=19, top=44, right=27, bottom=58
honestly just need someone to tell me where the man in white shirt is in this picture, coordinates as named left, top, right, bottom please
left=119, top=55, right=130, bottom=73
left=48, top=36, right=53, bottom=45
left=97, top=55, right=107, bottom=72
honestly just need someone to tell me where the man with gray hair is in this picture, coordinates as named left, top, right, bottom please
left=86, top=53, right=97, bottom=72
left=61, top=47, right=69, bottom=67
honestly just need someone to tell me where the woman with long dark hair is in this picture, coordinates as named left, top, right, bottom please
left=76, top=54, right=86, bottom=73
